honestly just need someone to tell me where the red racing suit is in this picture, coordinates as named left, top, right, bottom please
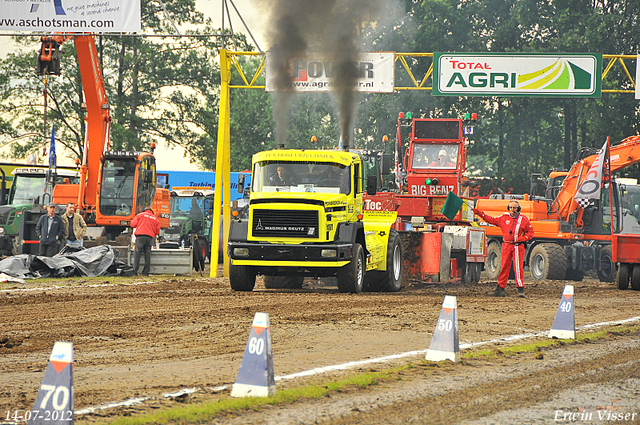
left=130, top=209, right=161, bottom=238
left=475, top=210, right=534, bottom=289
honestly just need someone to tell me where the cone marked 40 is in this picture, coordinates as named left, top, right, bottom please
left=231, top=312, right=276, bottom=397
left=426, top=295, right=460, bottom=362
left=28, top=341, right=74, bottom=425
left=549, top=285, right=576, bottom=339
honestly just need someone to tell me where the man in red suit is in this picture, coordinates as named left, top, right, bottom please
left=474, top=200, right=534, bottom=297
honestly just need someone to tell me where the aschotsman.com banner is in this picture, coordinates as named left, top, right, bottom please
left=265, top=52, right=395, bottom=93
left=0, top=0, right=141, bottom=32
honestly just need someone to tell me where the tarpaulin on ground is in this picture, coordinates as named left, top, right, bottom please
left=0, top=245, right=134, bottom=279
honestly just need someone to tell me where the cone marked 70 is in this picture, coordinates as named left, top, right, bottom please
left=426, top=295, right=460, bottom=362
left=231, top=312, right=276, bottom=397
left=28, top=341, right=74, bottom=425
left=549, top=284, right=575, bottom=339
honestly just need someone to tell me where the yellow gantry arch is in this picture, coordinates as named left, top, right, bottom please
left=210, top=50, right=638, bottom=277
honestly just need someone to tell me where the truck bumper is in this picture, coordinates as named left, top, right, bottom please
left=228, top=241, right=353, bottom=268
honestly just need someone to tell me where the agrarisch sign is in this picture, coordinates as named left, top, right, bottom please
left=0, top=0, right=141, bottom=33
left=433, top=53, right=602, bottom=97
left=265, top=52, right=395, bottom=93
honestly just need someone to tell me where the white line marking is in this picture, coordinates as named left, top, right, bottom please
left=74, top=315, right=640, bottom=415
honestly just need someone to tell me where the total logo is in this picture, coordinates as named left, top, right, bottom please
left=410, top=185, right=455, bottom=196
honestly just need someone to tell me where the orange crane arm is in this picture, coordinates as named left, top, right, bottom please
left=552, top=135, right=640, bottom=222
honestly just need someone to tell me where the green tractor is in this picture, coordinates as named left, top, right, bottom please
left=160, top=187, right=213, bottom=271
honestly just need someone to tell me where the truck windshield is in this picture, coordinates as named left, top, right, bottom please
left=253, top=161, right=350, bottom=195
left=411, top=144, right=459, bottom=169
left=99, top=159, right=136, bottom=216
left=8, top=175, right=46, bottom=205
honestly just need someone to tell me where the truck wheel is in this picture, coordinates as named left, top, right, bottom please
left=364, top=230, right=402, bottom=292
left=229, top=263, right=256, bottom=291
left=263, top=275, right=304, bottom=289
left=564, top=268, right=584, bottom=281
left=597, top=246, right=616, bottom=282
left=631, top=265, right=640, bottom=291
left=337, top=243, right=364, bottom=293
left=617, top=263, right=630, bottom=290
left=530, top=243, right=567, bottom=281
left=463, top=262, right=482, bottom=284
left=486, top=242, right=502, bottom=280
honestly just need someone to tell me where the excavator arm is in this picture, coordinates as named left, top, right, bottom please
left=551, top=135, right=640, bottom=226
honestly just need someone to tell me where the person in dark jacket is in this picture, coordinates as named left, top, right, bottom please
left=35, top=203, right=65, bottom=257
left=130, top=208, right=161, bottom=276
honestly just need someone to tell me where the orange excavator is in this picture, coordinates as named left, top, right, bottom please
left=475, top=135, right=640, bottom=287
left=37, top=34, right=169, bottom=239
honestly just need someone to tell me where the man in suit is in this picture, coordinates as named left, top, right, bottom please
left=35, top=203, right=65, bottom=257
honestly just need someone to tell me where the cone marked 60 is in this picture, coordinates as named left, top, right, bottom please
left=231, top=312, right=276, bottom=397
left=426, top=295, right=460, bottom=362
left=549, top=284, right=575, bottom=339
left=28, top=341, right=74, bottom=425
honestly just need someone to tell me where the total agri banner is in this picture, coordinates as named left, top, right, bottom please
left=0, top=0, right=141, bottom=33
left=265, top=52, right=395, bottom=93
left=433, top=53, right=602, bottom=98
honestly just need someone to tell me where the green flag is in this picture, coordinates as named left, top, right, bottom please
left=441, top=191, right=464, bottom=221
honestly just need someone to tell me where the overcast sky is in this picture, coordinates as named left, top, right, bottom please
left=0, top=0, right=265, bottom=170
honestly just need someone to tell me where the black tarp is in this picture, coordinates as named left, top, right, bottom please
left=0, top=245, right=134, bottom=279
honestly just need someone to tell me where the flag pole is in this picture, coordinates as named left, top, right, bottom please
left=607, top=136, right=615, bottom=261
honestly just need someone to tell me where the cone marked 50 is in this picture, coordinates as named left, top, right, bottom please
left=425, top=295, right=460, bottom=362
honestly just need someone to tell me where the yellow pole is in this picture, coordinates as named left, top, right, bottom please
left=210, top=49, right=231, bottom=277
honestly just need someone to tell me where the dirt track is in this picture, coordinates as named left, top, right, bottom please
left=1, top=271, right=640, bottom=424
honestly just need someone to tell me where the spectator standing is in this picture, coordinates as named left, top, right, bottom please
left=35, top=203, right=65, bottom=257
left=61, top=202, right=87, bottom=247
left=130, top=208, right=161, bottom=276
left=474, top=200, right=534, bottom=297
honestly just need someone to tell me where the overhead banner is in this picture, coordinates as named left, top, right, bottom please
left=265, top=52, right=395, bottom=93
left=0, top=0, right=141, bottom=32
left=433, top=53, right=602, bottom=98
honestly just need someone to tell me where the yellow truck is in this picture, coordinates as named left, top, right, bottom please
left=227, top=148, right=402, bottom=293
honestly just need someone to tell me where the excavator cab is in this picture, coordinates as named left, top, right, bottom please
left=98, top=152, right=156, bottom=224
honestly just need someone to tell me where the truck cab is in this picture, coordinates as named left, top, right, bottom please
left=228, top=149, right=402, bottom=293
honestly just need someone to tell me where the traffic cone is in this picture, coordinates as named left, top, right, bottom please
left=230, top=312, right=276, bottom=397
left=549, top=284, right=576, bottom=339
left=28, top=341, right=74, bottom=425
left=425, top=295, right=460, bottom=362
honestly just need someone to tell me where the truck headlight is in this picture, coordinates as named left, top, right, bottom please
left=233, top=248, right=249, bottom=257
left=321, top=249, right=337, bottom=258
left=0, top=227, right=4, bottom=235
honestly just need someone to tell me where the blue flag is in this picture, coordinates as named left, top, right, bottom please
left=49, top=124, right=57, bottom=171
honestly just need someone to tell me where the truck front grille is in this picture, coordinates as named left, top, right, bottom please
left=252, top=209, right=319, bottom=238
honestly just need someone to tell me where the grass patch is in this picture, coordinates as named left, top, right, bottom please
left=99, top=365, right=410, bottom=425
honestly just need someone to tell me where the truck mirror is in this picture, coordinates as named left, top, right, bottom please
left=381, top=154, right=392, bottom=174
left=366, top=175, right=377, bottom=196
left=237, top=174, right=245, bottom=193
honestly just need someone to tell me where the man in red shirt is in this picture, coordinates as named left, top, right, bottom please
left=474, top=200, right=534, bottom=297
left=130, top=208, right=161, bottom=276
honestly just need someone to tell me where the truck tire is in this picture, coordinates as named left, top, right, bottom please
left=485, top=242, right=502, bottom=280
left=337, top=243, right=364, bottom=293
left=463, top=262, right=482, bottom=284
left=364, top=230, right=402, bottom=292
left=263, top=275, right=304, bottom=289
left=229, top=263, right=256, bottom=291
left=631, top=265, right=640, bottom=291
left=530, top=243, right=567, bottom=281
left=597, top=246, right=616, bottom=282
left=617, top=263, right=630, bottom=290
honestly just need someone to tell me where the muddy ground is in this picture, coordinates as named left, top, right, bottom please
left=1, top=271, right=640, bottom=424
